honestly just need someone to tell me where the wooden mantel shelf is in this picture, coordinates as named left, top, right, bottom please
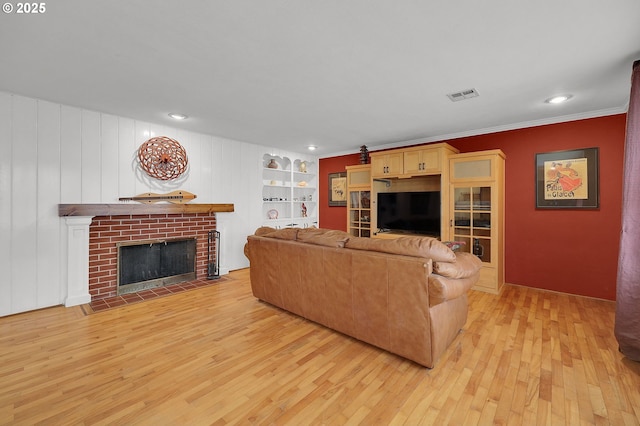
left=58, top=203, right=235, bottom=217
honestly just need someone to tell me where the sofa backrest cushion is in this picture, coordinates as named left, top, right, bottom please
left=258, top=227, right=299, bottom=240
left=297, top=227, right=351, bottom=248
left=345, top=235, right=456, bottom=262
left=255, top=226, right=277, bottom=236
left=432, top=252, right=482, bottom=278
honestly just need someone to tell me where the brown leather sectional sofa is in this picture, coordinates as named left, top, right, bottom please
left=244, top=227, right=482, bottom=368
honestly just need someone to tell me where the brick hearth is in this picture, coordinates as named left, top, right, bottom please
left=88, top=213, right=216, bottom=301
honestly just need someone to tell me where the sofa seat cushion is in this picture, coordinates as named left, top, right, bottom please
left=345, top=235, right=456, bottom=262
left=428, top=274, right=477, bottom=307
left=297, top=227, right=351, bottom=248
left=432, top=252, right=482, bottom=279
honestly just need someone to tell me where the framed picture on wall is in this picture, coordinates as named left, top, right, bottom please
left=535, top=147, right=599, bottom=209
left=328, top=172, right=347, bottom=206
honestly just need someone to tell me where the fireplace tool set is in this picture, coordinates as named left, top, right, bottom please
left=207, top=230, right=221, bottom=280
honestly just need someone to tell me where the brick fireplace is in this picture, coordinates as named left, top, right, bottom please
left=58, top=203, right=234, bottom=307
left=89, top=213, right=215, bottom=301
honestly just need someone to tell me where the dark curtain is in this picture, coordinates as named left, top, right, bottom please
left=615, top=60, right=640, bottom=361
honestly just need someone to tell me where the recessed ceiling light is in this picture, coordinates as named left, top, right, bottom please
left=545, top=95, right=573, bottom=104
left=168, top=113, right=188, bottom=120
left=307, top=145, right=317, bottom=151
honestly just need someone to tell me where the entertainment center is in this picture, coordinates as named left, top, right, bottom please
left=347, top=143, right=505, bottom=294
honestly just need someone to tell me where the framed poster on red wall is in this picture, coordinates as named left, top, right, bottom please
left=535, top=147, right=599, bottom=209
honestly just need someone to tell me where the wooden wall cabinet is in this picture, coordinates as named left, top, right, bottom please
left=346, top=164, right=372, bottom=237
left=448, top=150, right=505, bottom=294
left=403, top=148, right=441, bottom=175
left=371, top=144, right=457, bottom=178
left=371, top=152, right=403, bottom=177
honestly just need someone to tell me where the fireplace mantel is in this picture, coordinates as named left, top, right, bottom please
left=58, top=203, right=234, bottom=217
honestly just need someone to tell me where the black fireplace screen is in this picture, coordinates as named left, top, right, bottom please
left=118, top=238, right=197, bottom=293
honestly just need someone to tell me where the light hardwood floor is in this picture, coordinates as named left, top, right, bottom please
left=1, top=268, right=639, bottom=425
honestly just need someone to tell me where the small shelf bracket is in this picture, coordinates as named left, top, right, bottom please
left=373, top=178, right=392, bottom=187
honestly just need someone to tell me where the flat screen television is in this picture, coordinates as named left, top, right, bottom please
left=377, top=191, right=441, bottom=237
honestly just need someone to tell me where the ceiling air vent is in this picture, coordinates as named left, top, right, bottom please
left=447, top=88, right=479, bottom=102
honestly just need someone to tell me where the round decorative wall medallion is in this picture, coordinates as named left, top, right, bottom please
left=137, top=136, right=188, bottom=180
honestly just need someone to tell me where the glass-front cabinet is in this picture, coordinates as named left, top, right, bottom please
left=346, top=164, right=371, bottom=237
left=452, top=186, right=492, bottom=263
left=348, top=190, right=371, bottom=237
left=449, top=150, right=505, bottom=294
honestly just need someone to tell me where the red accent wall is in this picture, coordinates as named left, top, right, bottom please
left=319, top=153, right=360, bottom=231
left=319, top=115, right=626, bottom=300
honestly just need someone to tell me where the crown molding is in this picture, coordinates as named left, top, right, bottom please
left=322, top=106, right=628, bottom=158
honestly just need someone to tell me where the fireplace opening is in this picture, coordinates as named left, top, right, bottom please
left=117, top=237, right=197, bottom=295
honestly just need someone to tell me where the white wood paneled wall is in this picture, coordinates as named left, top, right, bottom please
left=0, top=91, right=316, bottom=316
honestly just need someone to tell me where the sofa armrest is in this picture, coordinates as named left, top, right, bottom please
left=428, top=273, right=478, bottom=307
left=432, top=252, right=482, bottom=279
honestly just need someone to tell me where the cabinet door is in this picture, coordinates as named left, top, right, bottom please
left=371, top=153, right=403, bottom=177
left=371, top=155, right=388, bottom=177
left=450, top=182, right=503, bottom=293
left=348, top=190, right=371, bottom=237
left=451, top=186, right=493, bottom=264
left=386, top=153, right=403, bottom=175
left=451, top=157, right=494, bottom=181
left=404, top=149, right=441, bottom=175
left=403, top=150, right=423, bottom=175
left=347, top=165, right=371, bottom=188
left=421, top=149, right=440, bottom=172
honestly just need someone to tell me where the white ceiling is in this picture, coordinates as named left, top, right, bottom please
left=1, top=1, right=639, bottom=157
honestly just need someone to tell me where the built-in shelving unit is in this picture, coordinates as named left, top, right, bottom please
left=353, top=144, right=506, bottom=294
left=262, top=154, right=317, bottom=228
left=369, top=143, right=459, bottom=239
left=448, top=150, right=505, bottom=294
left=346, top=164, right=372, bottom=237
